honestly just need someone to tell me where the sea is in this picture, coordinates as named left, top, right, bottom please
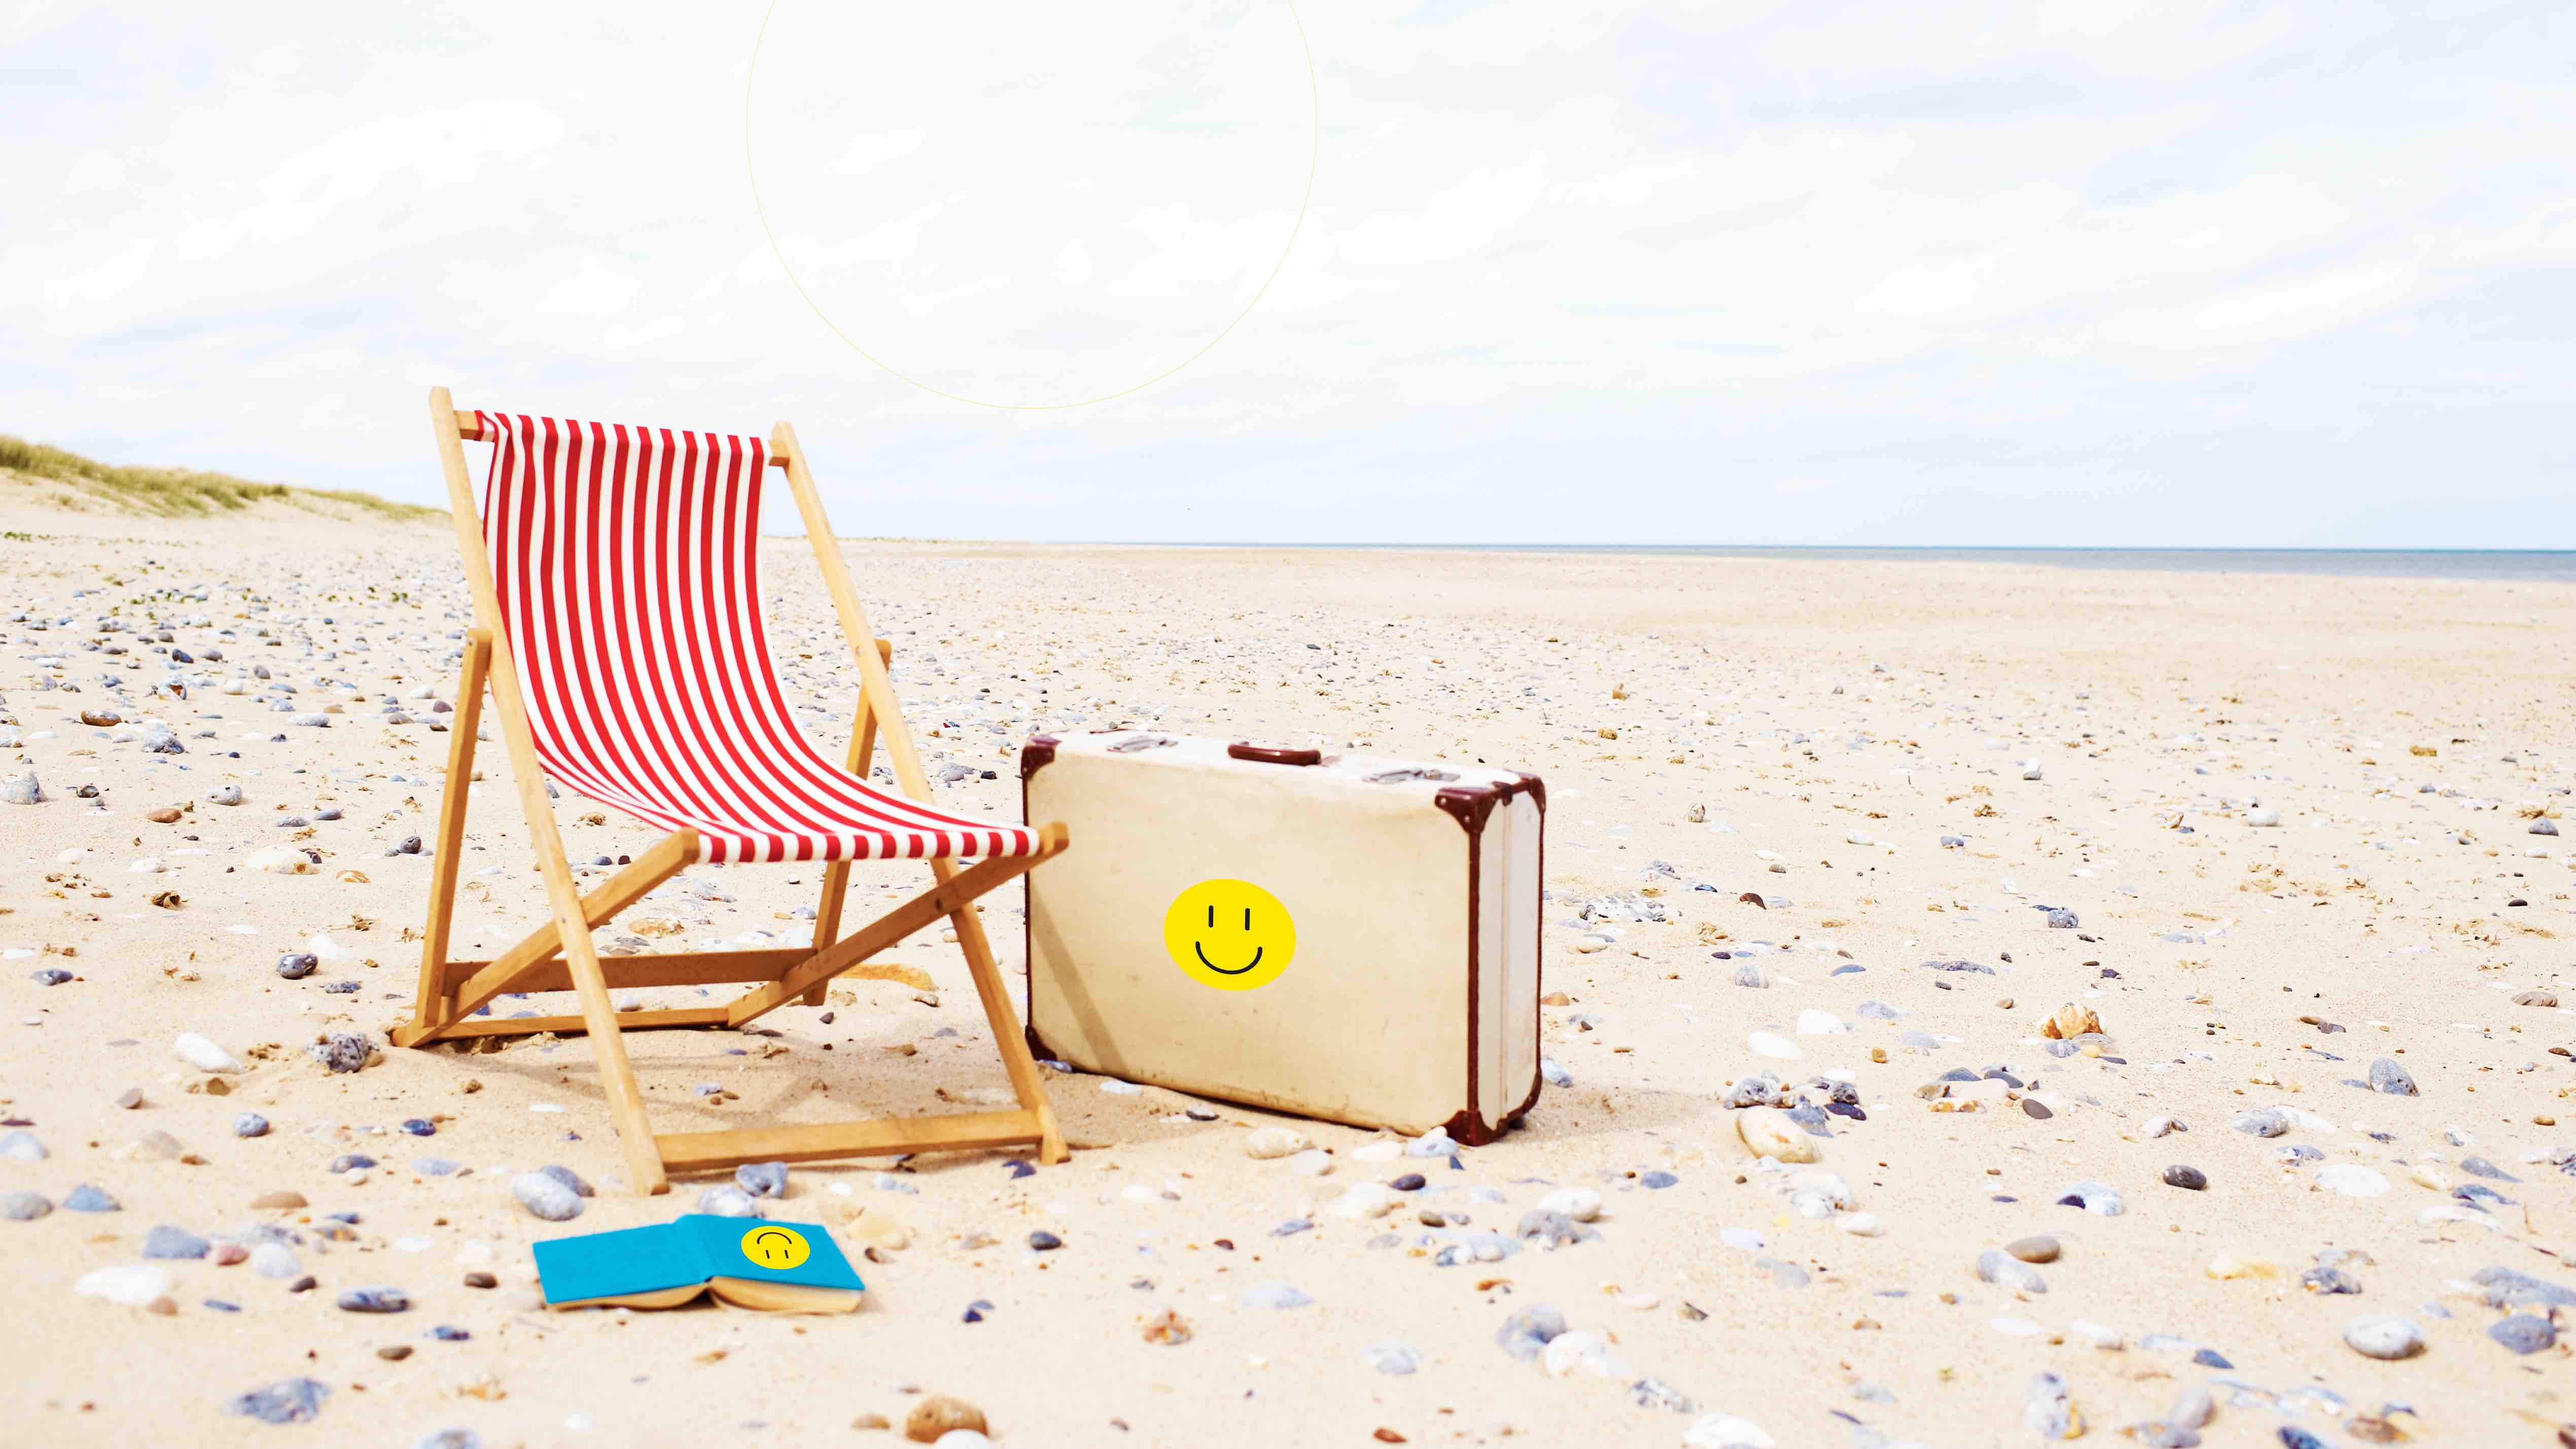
left=1189, top=545, right=2576, bottom=584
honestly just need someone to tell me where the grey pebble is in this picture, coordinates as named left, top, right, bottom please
left=2368, top=1058, right=2418, bottom=1096
left=2057, top=1180, right=2124, bottom=1216
left=0, top=1190, right=51, bottom=1221
left=1977, top=1248, right=2047, bottom=1294
left=2300, top=1266, right=2364, bottom=1295
left=510, top=1172, right=583, bottom=1222
left=1629, top=1376, right=1697, bottom=1413
left=2473, top=1265, right=2576, bottom=1310
left=1238, top=1280, right=1311, bottom=1309
left=308, top=1032, right=374, bottom=1073
left=2488, top=1315, right=2556, bottom=1354
left=1362, top=1339, right=1420, bottom=1375
left=536, top=1163, right=594, bottom=1198
left=696, top=1186, right=762, bottom=1218
left=2342, top=1315, right=2424, bottom=1359
left=1515, top=1209, right=1591, bottom=1248
left=233, top=1113, right=270, bottom=1138
left=62, top=1183, right=119, bottom=1212
left=2460, top=1156, right=2518, bottom=1182
left=0, top=1129, right=44, bottom=1162
left=275, top=953, right=319, bottom=979
left=415, top=1432, right=484, bottom=1449
left=142, top=1225, right=211, bottom=1259
left=250, top=1243, right=301, bottom=1279
left=734, top=1161, right=788, bottom=1198
left=336, top=1286, right=411, bottom=1313
left=226, top=1377, right=329, bottom=1425
left=2232, top=1107, right=2291, bottom=1138
left=2161, top=1164, right=2207, bottom=1191
left=1496, top=1303, right=1566, bottom=1360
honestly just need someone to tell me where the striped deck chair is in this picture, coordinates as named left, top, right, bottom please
left=397, top=387, right=1070, bottom=1193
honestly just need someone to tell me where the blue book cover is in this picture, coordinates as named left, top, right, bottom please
left=536, top=1216, right=864, bottom=1306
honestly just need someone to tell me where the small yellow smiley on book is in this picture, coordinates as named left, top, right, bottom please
left=1163, top=878, right=1296, bottom=991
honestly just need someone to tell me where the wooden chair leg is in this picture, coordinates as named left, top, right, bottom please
left=934, top=857, right=1068, bottom=1163
left=804, top=640, right=892, bottom=1008
left=408, top=629, right=490, bottom=1041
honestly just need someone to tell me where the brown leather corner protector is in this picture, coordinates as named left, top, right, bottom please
left=1018, top=735, right=1060, bottom=780
left=1442, top=1081, right=1538, bottom=1147
left=1510, top=770, right=1546, bottom=814
left=1024, top=1023, right=1058, bottom=1066
left=1434, top=783, right=1502, bottom=835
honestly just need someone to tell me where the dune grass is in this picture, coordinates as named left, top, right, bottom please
left=0, top=433, right=439, bottom=521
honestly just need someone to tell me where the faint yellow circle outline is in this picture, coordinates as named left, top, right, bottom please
left=745, top=2, right=1318, bottom=411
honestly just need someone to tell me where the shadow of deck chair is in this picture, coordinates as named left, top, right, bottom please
left=394, top=387, right=1070, bottom=1194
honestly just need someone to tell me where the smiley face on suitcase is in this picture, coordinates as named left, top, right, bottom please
left=1163, top=878, right=1297, bottom=991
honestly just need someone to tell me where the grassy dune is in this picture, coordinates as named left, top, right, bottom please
left=0, top=433, right=439, bottom=521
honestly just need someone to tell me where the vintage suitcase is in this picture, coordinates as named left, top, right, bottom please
left=1019, top=732, right=1544, bottom=1143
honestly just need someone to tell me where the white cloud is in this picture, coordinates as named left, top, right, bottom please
left=2, top=0, right=2570, bottom=546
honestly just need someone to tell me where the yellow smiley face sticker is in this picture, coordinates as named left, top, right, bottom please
left=1165, top=878, right=1296, bottom=991
left=739, top=1225, right=810, bottom=1270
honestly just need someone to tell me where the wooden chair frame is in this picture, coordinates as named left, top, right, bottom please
left=395, top=387, right=1069, bottom=1194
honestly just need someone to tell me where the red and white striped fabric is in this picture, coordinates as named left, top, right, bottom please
left=473, top=411, right=1041, bottom=865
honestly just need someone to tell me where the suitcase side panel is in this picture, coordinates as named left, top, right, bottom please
left=1442, top=774, right=1545, bottom=1145
left=1024, top=744, right=1474, bottom=1133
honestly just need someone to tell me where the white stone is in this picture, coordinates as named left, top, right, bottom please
left=1540, top=1328, right=1623, bottom=1378
left=1747, top=1031, right=1802, bottom=1060
left=172, top=1032, right=244, bottom=1074
left=1536, top=1188, right=1603, bottom=1222
left=250, top=1243, right=301, bottom=1279
left=2247, top=805, right=2281, bottom=827
left=1682, top=1413, right=1777, bottom=1448
left=1836, top=1213, right=1883, bottom=1236
left=1349, top=1139, right=1402, bottom=1162
left=1243, top=1126, right=1309, bottom=1160
left=2343, top=1316, right=2424, bottom=1360
left=2314, top=1164, right=2390, bottom=1197
left=1793, top=1009, right=1847, bottom=1036
left=1327, top=1183, right=1399, bottom=1220
left=77, top=1264, right=172, bottom=1306
left=1734, top=1106, right=1818, bottom=1163
left=1285, top=1149, right=1335, bottom=1177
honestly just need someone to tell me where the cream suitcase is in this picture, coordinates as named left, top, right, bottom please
left=1019, top=732, right=1544, bottom=1143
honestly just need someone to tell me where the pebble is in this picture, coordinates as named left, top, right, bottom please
left=0, top=1130, right=43, bottom=1162
left=1977, top=1249, right=2048, bottom=1294
left=337, top=1286, right=412, bottom=1313
left=735, top=1160, right=789, bottom=1198
left=1243, top=1126, right=1309, bottom=1159
left=233, top=1113, right=270, bottom=1138
left=1026, top=1230, right=1063, bottom=1251
left=512, top=1171, right=584, bottom=1222
left=1, top=1190, right=52, bottom=1221
left=2056, top=1181, right=2125, bottom=1216
left=2161, top=1164, right=2207, bottom=1190
left=1496, top=1303, right=1566, bottom=1361
left=2314, top=1164, right=2390, bottom=1197
left=2487, top=1314, right=2555, bottom=1354
left=76, top=1264, right=171, bottom=1306
left=142, top=1225, right=211, bottom=1259
left=309, top=1032, right=374, bottom=1073
left=2023, top=1370, right=2083, bottom=1439
left=1238, top=1280, right=1312, bottom=1309
left=275, top=952, right=319, bottom=979
left=62, top=1184, right=119, bottom=1213
left=250, top=1244, right=302, bottom=1279
left=2004, top=1234, right=2060, bottom=1263
left=172, top=1031, right=245, bottom=1074
left=1734, top=1106, right=1818, bottom=1163
left=903, top=1396, right=986, bottom=1443
left=1537, top=1188, right=1603, bottom=1222
left=1681, top=1413, right=1776, bottom=1447
left=225, top=1377, right=329, bottom=1425
left=1362, top=1339, right=1421, bottom=1375
left=2368, top=1058, right=2418, bottom=1096
left=2342, top=1315, right=2425, bottom=1360
left=2232, top=1107, right=2292, bottom=1138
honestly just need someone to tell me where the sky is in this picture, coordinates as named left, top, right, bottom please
left=5, top=1, right=2572, bottom=547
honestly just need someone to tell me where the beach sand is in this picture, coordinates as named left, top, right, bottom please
left=2, top=499, right=2570, bottom=1447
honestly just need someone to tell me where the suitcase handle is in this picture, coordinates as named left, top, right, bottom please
left=1228, top=741, right=1323, bottom=766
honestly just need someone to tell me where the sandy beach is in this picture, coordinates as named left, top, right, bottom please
left=2, top=497, right=2570, bottom=1448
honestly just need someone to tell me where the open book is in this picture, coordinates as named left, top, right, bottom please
left=535, top=1215, right=865, bottom=1313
